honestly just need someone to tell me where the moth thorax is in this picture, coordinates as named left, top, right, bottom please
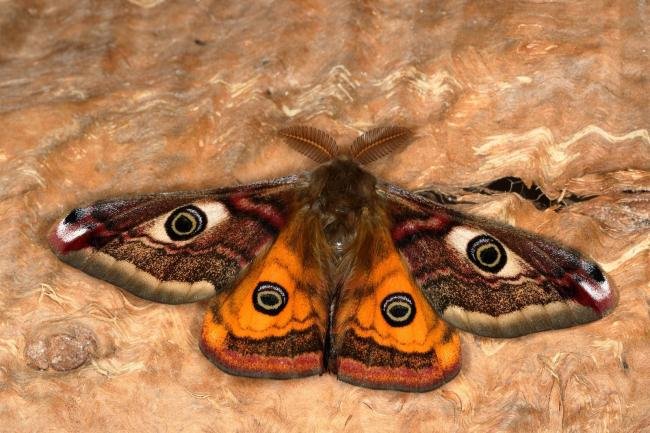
left=311, top=158, right=377, bottom=211
left=307, top=158, right=379, bottom=259
left=323, top=218, right=358, bottom=258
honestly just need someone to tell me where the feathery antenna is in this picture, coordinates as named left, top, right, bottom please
left=279, top=126, right=339, bottom=163
left=349, top=126, right=414, bottom=164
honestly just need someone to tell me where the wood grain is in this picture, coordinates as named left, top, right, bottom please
left=0, top=1, right=647, bottom=432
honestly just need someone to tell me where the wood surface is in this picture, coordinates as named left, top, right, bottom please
left=0, top=1, right=648, bottom=432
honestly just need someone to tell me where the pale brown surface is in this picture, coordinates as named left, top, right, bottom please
left=1, top=1, right=649, bottom=432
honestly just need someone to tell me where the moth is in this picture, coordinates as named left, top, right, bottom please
left=48, top=126, right=617, bottom=392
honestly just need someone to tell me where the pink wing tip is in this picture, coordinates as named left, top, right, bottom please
left=569, top=260, right=617, bottom=315
left=48, top=208, right=107, bottom=255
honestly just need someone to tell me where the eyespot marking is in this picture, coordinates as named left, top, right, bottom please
left=466, top=235, right=507, bottom=273
left=381, top=293, right=416, bottom=327
left=252, top=281, right=288, bottom=316
left=164, top=205, right=207, bottom=241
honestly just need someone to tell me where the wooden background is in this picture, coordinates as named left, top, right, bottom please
left=0, top=1, right=648, bottom=432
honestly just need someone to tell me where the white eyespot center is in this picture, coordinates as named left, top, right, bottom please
left=386, top=301, right=412, bottom=321
left=257, top=290, right=283, bottom=309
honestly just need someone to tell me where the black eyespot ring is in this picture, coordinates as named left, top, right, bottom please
left=164, top=205, right=207, bottom=241
left=381, top=293, right=416, bottom=327
left=252, top=282, right=288, bottom=316
left=466, top=234, right=507, bottom=273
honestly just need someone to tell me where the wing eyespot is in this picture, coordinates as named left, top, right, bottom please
left=252, top=281, right=288, bottom=316
left=381, top=293, right=416, bottom=327
left=467, top=235, right=507, bottom=273
left=164, top=205, right=207, bottom=241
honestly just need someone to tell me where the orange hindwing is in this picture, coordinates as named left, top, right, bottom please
left=200, top=210, right=330, bottom=379
left=332, top=216, right=461, bottom=392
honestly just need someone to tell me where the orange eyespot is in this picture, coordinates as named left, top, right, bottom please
left=252, top=281, right=288, bottom=316
left=380, top=293, right=416, bottom=327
